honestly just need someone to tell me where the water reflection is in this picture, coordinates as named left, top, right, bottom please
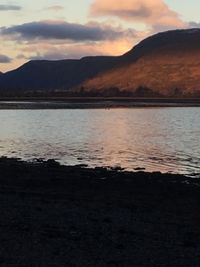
left=0, top=108, right=199, bottom=177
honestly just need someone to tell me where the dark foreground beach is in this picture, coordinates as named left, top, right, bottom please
left=0, top=158, right=200, bottom=266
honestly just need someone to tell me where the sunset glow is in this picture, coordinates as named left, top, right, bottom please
left=0, top=0, right=199, bottom=72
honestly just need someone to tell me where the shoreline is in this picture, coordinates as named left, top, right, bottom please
left=0, top=157, right=200, bottom=266
left=0, top=97, right=200, bottom=109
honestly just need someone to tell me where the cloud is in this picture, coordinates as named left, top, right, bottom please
left=0, top=20, right=136, bottom=42
left=0, top=54, right=12, bottom=63
left=46, top=5, right=64, bottom=12
left=30, top=51, right=68, bottom=61
left=90, top=0, right=185, bottom=30
left=16, top=54, right=27, bottom=59
left=188, top=22, right=200, bottom=28
left=4, top=20, right=141, bottom=64
left=0, top=4, right=21, bottom=11
left=18, top=28, right=142, bottom=64
left=24, top=36, right=137, bottom=61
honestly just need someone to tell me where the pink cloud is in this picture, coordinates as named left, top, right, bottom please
left=90, top=0, right=185, bottom=30
left=23, top=38, right=139, bottom=61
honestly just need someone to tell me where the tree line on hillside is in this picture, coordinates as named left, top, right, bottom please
left=0, top=86, right=199, bottom=98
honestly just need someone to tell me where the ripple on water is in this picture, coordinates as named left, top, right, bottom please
left=0, top=107, right=199, bottom=177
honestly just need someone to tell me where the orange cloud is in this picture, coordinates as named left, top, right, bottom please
left=22, top=38, right=138, bottom=60
left=90, top=0, right=185, bottom=30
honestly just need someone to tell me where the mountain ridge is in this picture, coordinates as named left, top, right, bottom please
left=0, top=56, right=119, bottom=92
left=78, top=29, right=200, bottom=97
left=0, top=28, right=200, bottom=97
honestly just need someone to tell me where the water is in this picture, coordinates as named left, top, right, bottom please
left=0, top=107, right=199, bottom=177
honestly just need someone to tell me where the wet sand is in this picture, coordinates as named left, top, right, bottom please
left=0, top=158, right=200, bottom=266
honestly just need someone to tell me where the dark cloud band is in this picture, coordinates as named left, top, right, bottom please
left=0, top=5, right=21, bottom=11
left=0, top=54, right=12, bottom=63
left=0, top=21, right=135, bottom=41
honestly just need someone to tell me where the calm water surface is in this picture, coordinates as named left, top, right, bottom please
left=0, top=107, right=199, bottom=177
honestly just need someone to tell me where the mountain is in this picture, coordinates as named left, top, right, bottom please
left=0, top=56, right=119, bottom=93
left=0, top=29, right=200, bottom=97
left=77, top=29, right=200, bottom=97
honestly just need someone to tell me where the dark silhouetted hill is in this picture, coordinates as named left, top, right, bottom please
left=0, top=56, right=119, bottom=92
left=1, top=29, right=200, bottom=97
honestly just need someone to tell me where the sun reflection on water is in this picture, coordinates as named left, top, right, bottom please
left=0, top=107, right=199, bottom=177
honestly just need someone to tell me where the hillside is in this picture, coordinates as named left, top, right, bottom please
left=77, top=29, right=200, bottom=97
left=0, top=56, right=119, bottom=93
left=0, top=29, right=200, bottom=97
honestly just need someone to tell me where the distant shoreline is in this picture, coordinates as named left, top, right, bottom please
left=0, top=97, right=200, bottom=109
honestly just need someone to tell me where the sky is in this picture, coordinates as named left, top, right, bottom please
left=0, top=0, right=199, bottom=72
